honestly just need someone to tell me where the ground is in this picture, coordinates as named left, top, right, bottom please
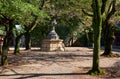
left=0, top=47, right=120, bottom=79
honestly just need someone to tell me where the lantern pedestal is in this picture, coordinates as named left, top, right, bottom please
left=41, top=27, right=65, bottom=52
left=41, top=39, right=65, bottom=51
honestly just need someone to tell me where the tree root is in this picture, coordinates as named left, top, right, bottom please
left=87, top=68, right=105, bottom=75
left=101, top=53, right=120, bottom=57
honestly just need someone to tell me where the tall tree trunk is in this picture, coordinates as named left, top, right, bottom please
left=1, top=20, right=14, bottom=66
left=14, top=36, right=21, bottom=54
left=1, top=37, right=8, bottom=65
left=1, top=31, right=13, bottom=65
left=25, top=32, right=31, bottom=50
left=91, top=25, right=101, bottom=72
left=88, top=0, right=105, bottom=75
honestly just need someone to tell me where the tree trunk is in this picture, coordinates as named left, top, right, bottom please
left=102, top=23, right=115, bottom=56
left=101, top=0, right=116, bottom=56
left=14, top=36, right=21, bottom=54
left=1, top=20, right=14, bottom=66
left=1, top=34, right=11, bottom=65
left=88, top=0, right=105, bottom=75
left=92, top=26, right=101, bottom=71
left=85, top=32, right=90, bottom=47
left=25, top=32, right=31, bottom=50
left=1, top=39, right=8, bottom=65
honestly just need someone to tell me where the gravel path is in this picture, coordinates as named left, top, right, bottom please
left=0, top=47, right=120, bottom=79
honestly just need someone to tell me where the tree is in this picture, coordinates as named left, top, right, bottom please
left=13, top=25, right=25, bottom=54
left=13, top=0, right=48, bottom=54
left=21, top=0, right=48, bottom=50
left=102, top=0, right=120, bottom=56
left=82, top=0, right=118, bottom=56
left=24, top=15, right=39, bottom=50
left=81, top=0, right=120, bottom=74
left=0, top=0, right=48, bottom=65
left=0, top=0, right=21, bottom=65
left=88, top=0, right=105, bottom=75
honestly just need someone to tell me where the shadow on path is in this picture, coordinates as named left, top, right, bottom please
left=0, top=72, right=86, bottom=79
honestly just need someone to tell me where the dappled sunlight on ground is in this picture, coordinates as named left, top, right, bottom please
left=0, top=47, right=120, bottom=79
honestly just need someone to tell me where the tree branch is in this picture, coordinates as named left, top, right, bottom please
left=39, top=0, right=45, bottom=10
left=101, top=0, right=107, bottom=15
left=106, top=0, right=116, bottom=22
left=0, top=13, right=9, bottom=20
left=29, top=17, right=39, bottom=32
left=106, top=1, right=113, bottom=16
left=82, top=9, right=93, bottom=17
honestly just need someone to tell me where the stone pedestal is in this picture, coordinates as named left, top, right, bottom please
left=41, top=26, right=65, bottom=51
left=41, top=39, right=65, bottom=51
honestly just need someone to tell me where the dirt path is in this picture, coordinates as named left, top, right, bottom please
left=0, top=47, right=120, bottom=79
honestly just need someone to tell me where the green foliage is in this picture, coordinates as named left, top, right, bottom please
left=13, top=25, right=26, bottom=37
left=0, top=0, right=49, bottom=41
left=29, top=0, right=94, bottom=46
left=0, top=26, right=5, bottom=34
left=0, top=0, right=48, bottom=25
left=0, top=30, right=4, bottom=34
left=30, top=26, right=43, bottom=47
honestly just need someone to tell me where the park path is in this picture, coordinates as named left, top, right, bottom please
left=0, top=47, right=120, bottom=79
